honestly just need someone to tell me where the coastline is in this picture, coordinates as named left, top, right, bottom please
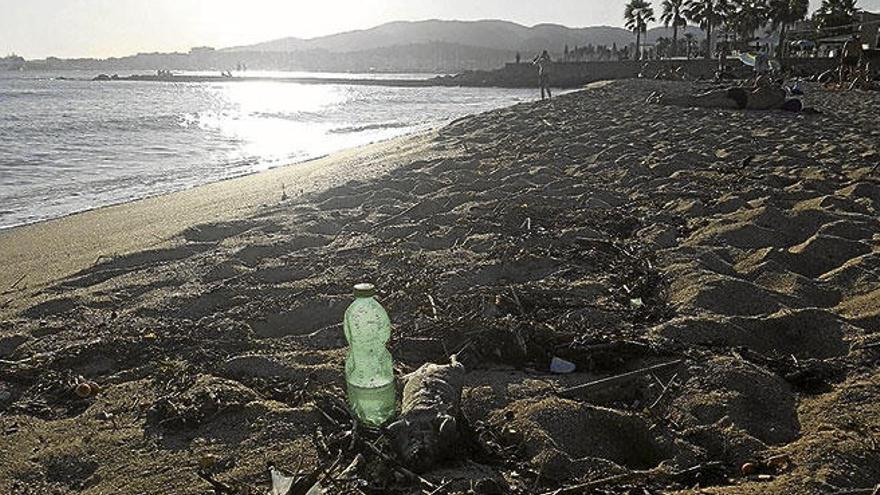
left=1, top=79, right=879, bottom=494
left=0, top=131, right=436, bottom=293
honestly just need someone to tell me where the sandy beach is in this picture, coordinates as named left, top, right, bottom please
left=1, top=79, right=879, bottom=494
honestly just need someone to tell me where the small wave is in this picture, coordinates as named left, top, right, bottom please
left=328, top=121, right=412, bottom=134
left=253, top=110, right=326, bottom=122
left=0, top=90, right=55, bottom=98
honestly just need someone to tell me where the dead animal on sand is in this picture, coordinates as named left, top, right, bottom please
left=386, top=355, right=465, bottom=473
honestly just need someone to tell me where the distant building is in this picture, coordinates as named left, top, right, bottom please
left=861, top=11, right=880, bottom=49
left=789, top=10, right=880, bottom=54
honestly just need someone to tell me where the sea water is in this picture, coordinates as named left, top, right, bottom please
left=0, top=70, right=536, bottom=229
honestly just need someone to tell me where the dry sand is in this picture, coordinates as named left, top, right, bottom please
left=1, top=79, right=879, bottom=495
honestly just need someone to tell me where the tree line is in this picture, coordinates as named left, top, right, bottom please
left=623, top=0, right=864, bottom=60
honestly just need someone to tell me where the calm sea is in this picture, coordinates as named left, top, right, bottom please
left=0, top=70, right=535, bottom=229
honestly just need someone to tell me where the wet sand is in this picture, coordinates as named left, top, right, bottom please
left=1, top=79, right=879, bottom=494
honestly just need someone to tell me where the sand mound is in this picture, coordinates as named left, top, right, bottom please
left=665, top=358, right=799, bottom=458
left=837, top=181, right=880, bottom=211
left=786, top=370, right=880, bottom=489
left=783, top=234, right=872, bottom=278
left=835, top=289, right=880, bottom=331
left=667, top=270, right=786, bottom=317
left=147, top=374, right=261, bottom=429
left=248, top=297, right=348, bottom=338
left=747, top=262, right=841, bottom=308
left=490, top=397, right=688, bottom=477
left=655, top=308, right=851, bottom=359
left=684, top=221, right=787, bottom=250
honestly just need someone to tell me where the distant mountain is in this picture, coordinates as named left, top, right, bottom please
left=224, top=19, right=705, bottom=55
left=25, top=20, right=709, bottom=74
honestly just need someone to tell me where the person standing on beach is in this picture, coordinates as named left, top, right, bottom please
left=840, top=35, right=864, bottom=84
left=532, top=50, right=553, bottom=100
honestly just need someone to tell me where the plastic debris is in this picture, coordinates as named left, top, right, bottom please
left=550, top=357, right=576, bottom=374
left=268, top=466, right=296, bottom=495
left=305, top=483, right=326, bottom=495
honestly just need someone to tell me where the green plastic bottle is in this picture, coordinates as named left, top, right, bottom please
left=344, top=283, right=396, bottom=426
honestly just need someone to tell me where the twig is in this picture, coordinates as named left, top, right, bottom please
left=853, top=341, right=880, bottom=350
left=92, top=254, right=112, bottom=266
left=509, top=286, right=524, bottom=316
left=560, top=360, right=684, bottom=396
left=427, top=294, right=438, bottom=320
left=539, top=471, right=641, bottom=495
left=649, top=372, right=678, bottom=410
left=196, top=470, right=235, bottom=494
left=363, top=439, right=436, bottom=490
left=375, top=201, right=423, bottom=227
left=539, top=461, right=723, bottom=495
left=314, top=401, right=437, bottom=492
left=8, top=274, right=26, bottom=291
left=426, top=479, right=454, bottom=495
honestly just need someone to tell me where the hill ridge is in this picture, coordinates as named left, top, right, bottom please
left=222, top=18, right=704, bottom=54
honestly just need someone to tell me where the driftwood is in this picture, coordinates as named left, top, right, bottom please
left=559, top=360, right=684, bottom=396
left=5, top=273, right=26, bottom=292
left=538, top=461, right=724, bottom=495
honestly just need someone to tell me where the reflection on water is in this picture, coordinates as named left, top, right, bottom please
left=0, top=72, right=536, bottom=228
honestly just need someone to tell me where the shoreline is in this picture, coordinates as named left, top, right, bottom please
left=0, top=151, right=322, bottom=233
left=0, top=130, right=437, bottom=293
left=0, top=125, right=438, bottom=233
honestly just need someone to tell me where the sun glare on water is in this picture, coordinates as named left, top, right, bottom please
left=197, top=82, right=346, bottom=172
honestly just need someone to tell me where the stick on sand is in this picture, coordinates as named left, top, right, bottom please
left=559, top=360, right=684, bottom=396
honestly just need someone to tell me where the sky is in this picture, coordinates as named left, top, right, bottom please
left=2, top=0, right=878, bottom=59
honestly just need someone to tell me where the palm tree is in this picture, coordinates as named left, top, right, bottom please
left=625, top=0, right=656, bottom=61
left=814, top=0, right=859, bottom=37
left=685, top=0, right=730, bottom=59
left=726, top=0, right=770, bottom=47
left=661, top=0, right=689, bottom=57
left=769, top=0, right=809, bottom=57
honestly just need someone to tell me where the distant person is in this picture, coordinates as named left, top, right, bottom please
left=532, top=50, right=553, bottom=100
left=840, top=35, right=864, bottom=84
left=516, top=52, right=521, bottom=64
left=715, top=45, right=734, bottom=81
left=753, top=45, right=771, bottom=78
